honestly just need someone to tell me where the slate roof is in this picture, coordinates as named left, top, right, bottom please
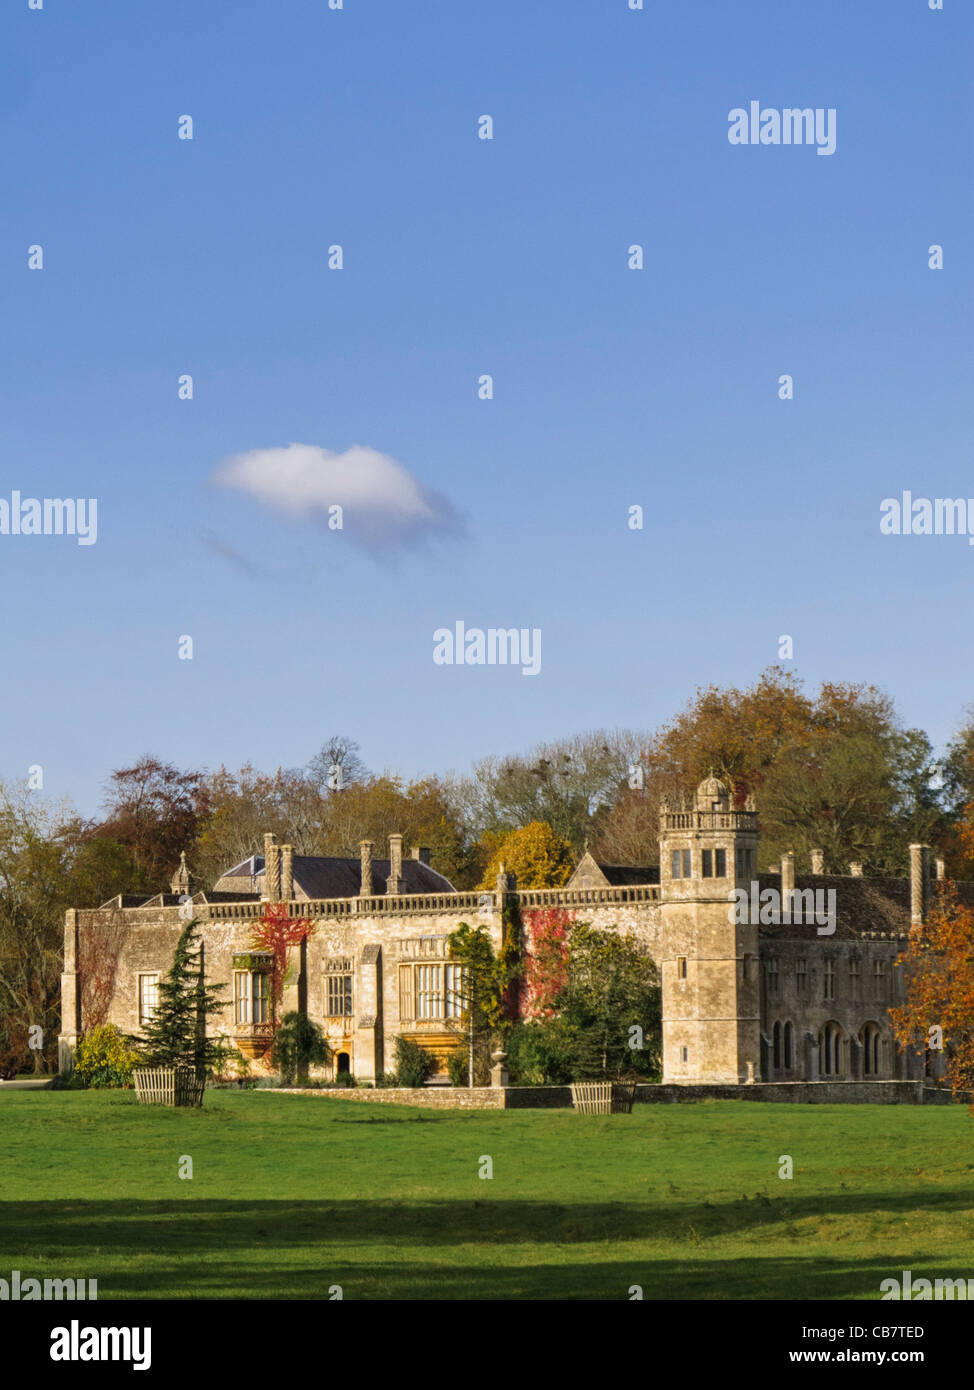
left=215, top=853, right=455, bottom=898
left=597, top=863, right=660, bottom=886
left=755, top=873, right=974, bottom=941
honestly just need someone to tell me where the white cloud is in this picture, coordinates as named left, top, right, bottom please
left=212, top=442, right=463, bottom=552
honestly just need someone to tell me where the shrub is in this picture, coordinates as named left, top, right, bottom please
left=271, top=1012, right=331, bottom=1085
left=74, top=1024, right=140, bottom=1089
left=447, top=1047, right=469, bottom=1087
left=392, top=1036, right=436, bottom=1087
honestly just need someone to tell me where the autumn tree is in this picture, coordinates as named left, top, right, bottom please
left=890, top=884, right=974, bottom=1093
left=641, top=669, right=944, bottom=873
left=479, top=820, right=574, bottom=889
left=0, top=785, right=76, bottom=1073
left=445, top=730, right=643, bottom=851
left=195, top=763, right=323, bottom=887
left=97, top=756, right=208, bottom=893
left=318, top=775, right=479, bottom=887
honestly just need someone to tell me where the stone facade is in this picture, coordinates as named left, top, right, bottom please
left=59, top=784, right=969, bottom=1087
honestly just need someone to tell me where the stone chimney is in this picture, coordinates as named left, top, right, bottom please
left=780, top=851, right=795, bottom=911
left=281, top=844, right=294, bottom=902
left=386, top=833, right=404, bottom=895
left=263, top=832, right=281, bottom=901
left=935, top=857, right=945, bottom=881
left=810, top=849, right=824, bottom=875
left=410, top=846, right=431, bottom=865
left=849, top=862, right=863, bottom=877
left=909, top=843, right=930, bottom=927
left=359, top=839, right=373, bottom=897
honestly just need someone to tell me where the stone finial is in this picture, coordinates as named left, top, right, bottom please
left=810, top=849, right=825, bottom=874
left=386, top=833, right=404, bottom=895
left=170, top=850, right=195, bottom=897
left=359, top=839, right=373, bottom=897
left=744, top=792, right=756, bottom=812
left=263, top=832, right=281, bottom=901
left=935, top=858, right=945, bottom=881
left=849, top=861, right=863, bottom=877
left=495, top=861, right=517, bottom=897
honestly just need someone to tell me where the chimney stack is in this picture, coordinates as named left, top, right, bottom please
left=386, top=833, right=404, bottom=895
left=263, top=832, right=281, bottom=901
left=281, top=844, right=294, bottom=902
left=781, top=851, right=795, bottom=913
left=810, top=849, right=824, bottom=874
left=935, top=857, right=945, bottom=881
left=359, top=839, right=373, bottom=897
left=909, top=843, right=930, bottom=927
left=849, top=861, right=863, bottom=877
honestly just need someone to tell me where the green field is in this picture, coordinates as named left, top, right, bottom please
left=1, top=1091, right=972, bottom=1300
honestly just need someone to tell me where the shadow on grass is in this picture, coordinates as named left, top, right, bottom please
left=1, top=1189, right=971, bottom=1299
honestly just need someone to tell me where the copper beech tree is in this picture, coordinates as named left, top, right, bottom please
left=890, top=884, right=974, bottom=1094
left=250, top=903, right=315, bottom=1021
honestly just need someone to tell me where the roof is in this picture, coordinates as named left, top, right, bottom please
left=756, top=872, right=974, bottom=941
left=598, top=863, right=660, bottom=886
left=214, top=853, right=456, bottom=899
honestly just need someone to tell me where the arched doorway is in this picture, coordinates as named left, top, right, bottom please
left=336, top=1051, right=351, bottom=1079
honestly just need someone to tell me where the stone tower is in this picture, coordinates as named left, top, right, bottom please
left=658, top=776, right=761, bottom=1083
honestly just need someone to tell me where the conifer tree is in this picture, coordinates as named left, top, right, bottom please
left=140, top=919, right=227, bottom=1074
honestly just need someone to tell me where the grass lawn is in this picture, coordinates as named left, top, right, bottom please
left=1, top=1090, right=972, bottom=1300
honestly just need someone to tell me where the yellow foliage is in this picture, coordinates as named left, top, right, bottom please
left=480, top=821, right=574, bottom=889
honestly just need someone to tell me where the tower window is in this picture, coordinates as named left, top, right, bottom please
left=671, top=849, right=692, bottom=879
left=677, top=957, right=687, bottom=979
left=715, top=849, right=726, bottom=877
left=681, top=1046, right=689, bottom=1063
left=702, top=850, right=713, bottom=877
left=823, top=959, right=835, bottom=1001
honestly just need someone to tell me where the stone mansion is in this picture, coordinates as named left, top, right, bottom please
left=59, top=777, right=958, bottom=1086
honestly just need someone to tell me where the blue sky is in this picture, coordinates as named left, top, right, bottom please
left=0, top=0, right=970, bottom=816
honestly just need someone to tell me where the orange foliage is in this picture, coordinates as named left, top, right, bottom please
left=890, top=883, right=974, bottom=1094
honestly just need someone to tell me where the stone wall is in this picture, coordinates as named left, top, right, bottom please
left=263, top=1086, right=506, bottom=1109
left=252, top=1081, right=967, bottom=1109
